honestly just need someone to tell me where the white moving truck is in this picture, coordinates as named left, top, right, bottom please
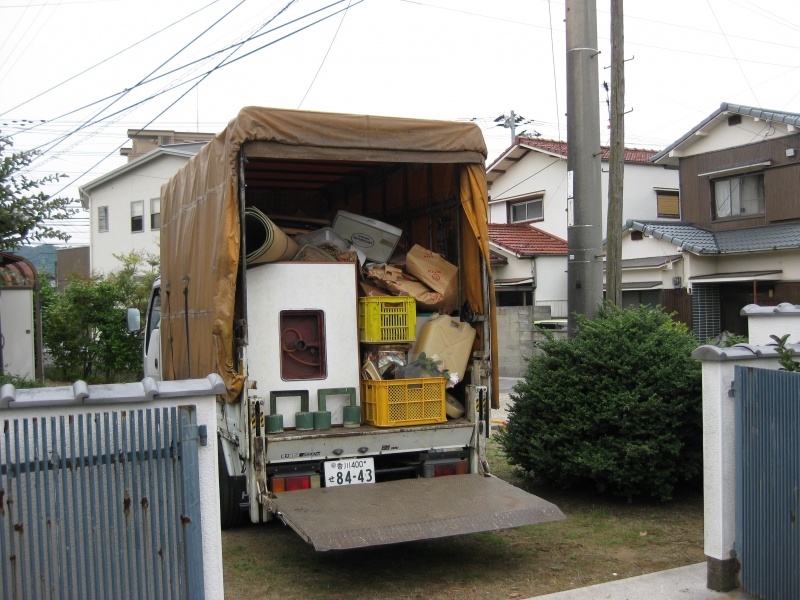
left=140, top=107, right=563, bottom=550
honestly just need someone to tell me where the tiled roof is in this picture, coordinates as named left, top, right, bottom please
left=517, top=137, right=658, bottom=164
left=627, top=220, right=800, bottom=254
left=488, top=223, right=568, bottom=257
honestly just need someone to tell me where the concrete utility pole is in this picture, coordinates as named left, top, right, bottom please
left=566, top=0, right=604, bottom=333
left=606, top=0, right=625, bottom=306
left=494, top=111, right=531, bottom=144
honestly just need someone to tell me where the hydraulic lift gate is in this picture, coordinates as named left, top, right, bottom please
left=268, top=473, right=565, bottom=551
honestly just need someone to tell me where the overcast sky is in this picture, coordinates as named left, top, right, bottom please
left=1, top=0, right=798, bottom=245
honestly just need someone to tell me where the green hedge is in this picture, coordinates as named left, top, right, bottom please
left=498, top=304, right=702, bottom=502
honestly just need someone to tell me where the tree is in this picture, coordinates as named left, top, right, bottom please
left=499, top=303, right=702, bottom=502
left=42, top=251, right=158, bottom=382
left=0, top=134, right=78, bottom=250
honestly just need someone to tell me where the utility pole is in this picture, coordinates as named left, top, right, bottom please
left=494, top=111, right=530, bottom=144
left=566, top=0, right=604, bottom=333
left=606, top=0, right=625, bottom=306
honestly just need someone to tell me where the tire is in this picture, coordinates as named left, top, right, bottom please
left=218, top=440, right=247, bottom=529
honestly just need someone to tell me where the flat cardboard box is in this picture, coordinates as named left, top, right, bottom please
left=333, top=210, right=402, bottom=263
left=405, top=244, right=458, bottom=314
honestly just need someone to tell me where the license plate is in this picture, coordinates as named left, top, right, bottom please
left=324, top=458, right=375, bottom=487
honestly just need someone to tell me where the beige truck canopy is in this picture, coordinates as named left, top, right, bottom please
left=159, top=107, right=497, bottom=405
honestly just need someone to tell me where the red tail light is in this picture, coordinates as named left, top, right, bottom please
left=433, top=461, right=469, bottom=477
left=271, top=475, right=314, bottom=493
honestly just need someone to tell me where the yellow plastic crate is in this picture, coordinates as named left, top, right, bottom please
left=358, top=296, right=416, bottom=343
left=362, top=377, right=446, bottom=427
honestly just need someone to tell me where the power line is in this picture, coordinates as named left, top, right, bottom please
left=46, top=0, right=355, bottom=196
left=705, top=0, right=762, bottom=108
left=0, top=0, right=223, bottom=117
left=32, top=0, right=249, bottom=163
left=17, top=0, right=353, bottom=146
left=298, top=0, right=352, bottom=108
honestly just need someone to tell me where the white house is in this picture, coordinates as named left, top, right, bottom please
left=486, top=137, right=681, bottom=317
left=487, top=137, right=680, bottom=236
left=78, top=130, right=213, bottom=274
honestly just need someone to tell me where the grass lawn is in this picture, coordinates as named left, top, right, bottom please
left=222, top=439, right=704, bottom=599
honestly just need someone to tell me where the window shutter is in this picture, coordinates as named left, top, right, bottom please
left=656, top=192, right=679, bottom=218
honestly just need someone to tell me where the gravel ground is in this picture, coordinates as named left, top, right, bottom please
left=491, top=376, right=520, bottom=428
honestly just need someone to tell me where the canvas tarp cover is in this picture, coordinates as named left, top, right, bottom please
left=159, top=106, right=497, bottom=404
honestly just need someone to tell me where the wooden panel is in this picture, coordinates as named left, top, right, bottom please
left=765, top=165, right=800, bottom=221
left=774, top=282, right=800, bottom=305
left=660, top=288, right=692, bottom=329
left=678, top=133, right=800, bottom=230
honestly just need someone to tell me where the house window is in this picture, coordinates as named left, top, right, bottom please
left=509, top=196, right=543, bottom=223
left=98, top=206, right=109, bottom=232
left=150, top=197, right=161, bottom=229
left=131, top=200, right=144, bottom=233
left=713, top=174, right=764, bottom=219
left=656, top=190, right=680, bottom=218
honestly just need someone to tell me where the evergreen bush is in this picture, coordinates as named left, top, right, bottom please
left=498, top=303, right=702, bottom=502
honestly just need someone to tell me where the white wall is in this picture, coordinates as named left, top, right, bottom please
left=535, top=255, right=568, bottom=316
left=0, top=288, right=34, bottom=379
left=674, top=118, right=795, bottom=158
left=684, top=248, right=800, bottom=281
left=488, top=151, right=679, bottom=239
left=742, top=303, right=800, bottom=345
left=88, top=154, right=189, bottom=274
left=489, top=151, right=568, bottom=237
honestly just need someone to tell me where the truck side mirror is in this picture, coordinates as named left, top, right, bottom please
left=127, top=307, right=141, bottom=332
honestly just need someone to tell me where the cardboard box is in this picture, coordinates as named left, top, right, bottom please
left=333, top=210, right=402, bottom=263
left=404, top=245, right=458, bottom=314
left=364, top=264, right=447, bottom=312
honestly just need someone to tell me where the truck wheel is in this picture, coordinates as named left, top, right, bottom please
left=218, top=441, right=247, bottom=529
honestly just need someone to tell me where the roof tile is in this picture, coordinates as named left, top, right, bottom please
left=488, top=223, right=568, bottom=257
left=518, top=137, right=658, bottom=164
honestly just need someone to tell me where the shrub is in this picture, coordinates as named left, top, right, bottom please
left=41, top=251, right=157, bottom=382
left=498, top=303, right=702, bottom=502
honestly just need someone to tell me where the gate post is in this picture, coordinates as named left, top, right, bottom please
left=693, top=346, right=739, bottom=592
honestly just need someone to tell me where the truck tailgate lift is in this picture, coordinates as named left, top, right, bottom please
left=267, top=474, right=565, bottom=551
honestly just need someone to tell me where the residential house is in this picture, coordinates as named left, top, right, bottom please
left=79, top=129, right=214, bottom=274
left=486, top=137, right=680, bottom=316
left=636, top=103, right=800, bottom=340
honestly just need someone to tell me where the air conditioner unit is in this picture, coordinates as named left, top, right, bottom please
left=672, top=276, right=682, bottom=287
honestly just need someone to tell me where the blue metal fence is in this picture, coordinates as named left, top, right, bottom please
left=0, top=405, right=205, bottom=600
left=735, top=365, right=800, bottom=600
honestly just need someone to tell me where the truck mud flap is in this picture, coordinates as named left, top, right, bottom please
left=267, top=474, right=565, bottom=551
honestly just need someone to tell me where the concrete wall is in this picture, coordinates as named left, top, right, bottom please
left=496, top=305, right=553, bottom=377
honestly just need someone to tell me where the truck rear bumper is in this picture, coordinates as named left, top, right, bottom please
left=267, top=473, right=565, bottom=551
left=262, top=421, right=476, bottom=463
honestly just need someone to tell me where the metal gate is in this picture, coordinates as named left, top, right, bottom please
left=735, top=365, right=800, bottom=600
left=0, top=405, right=206, bottom=600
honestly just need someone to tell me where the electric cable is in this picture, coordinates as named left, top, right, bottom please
left=298, top=0, right=352, bottom=108
left=32, top=0, right=249, bottom=160
left=547, top=0, right=562, bottom=143
left=0, top=0, right=223, bottom=117
left=44, top=0, right=356, bottom=197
